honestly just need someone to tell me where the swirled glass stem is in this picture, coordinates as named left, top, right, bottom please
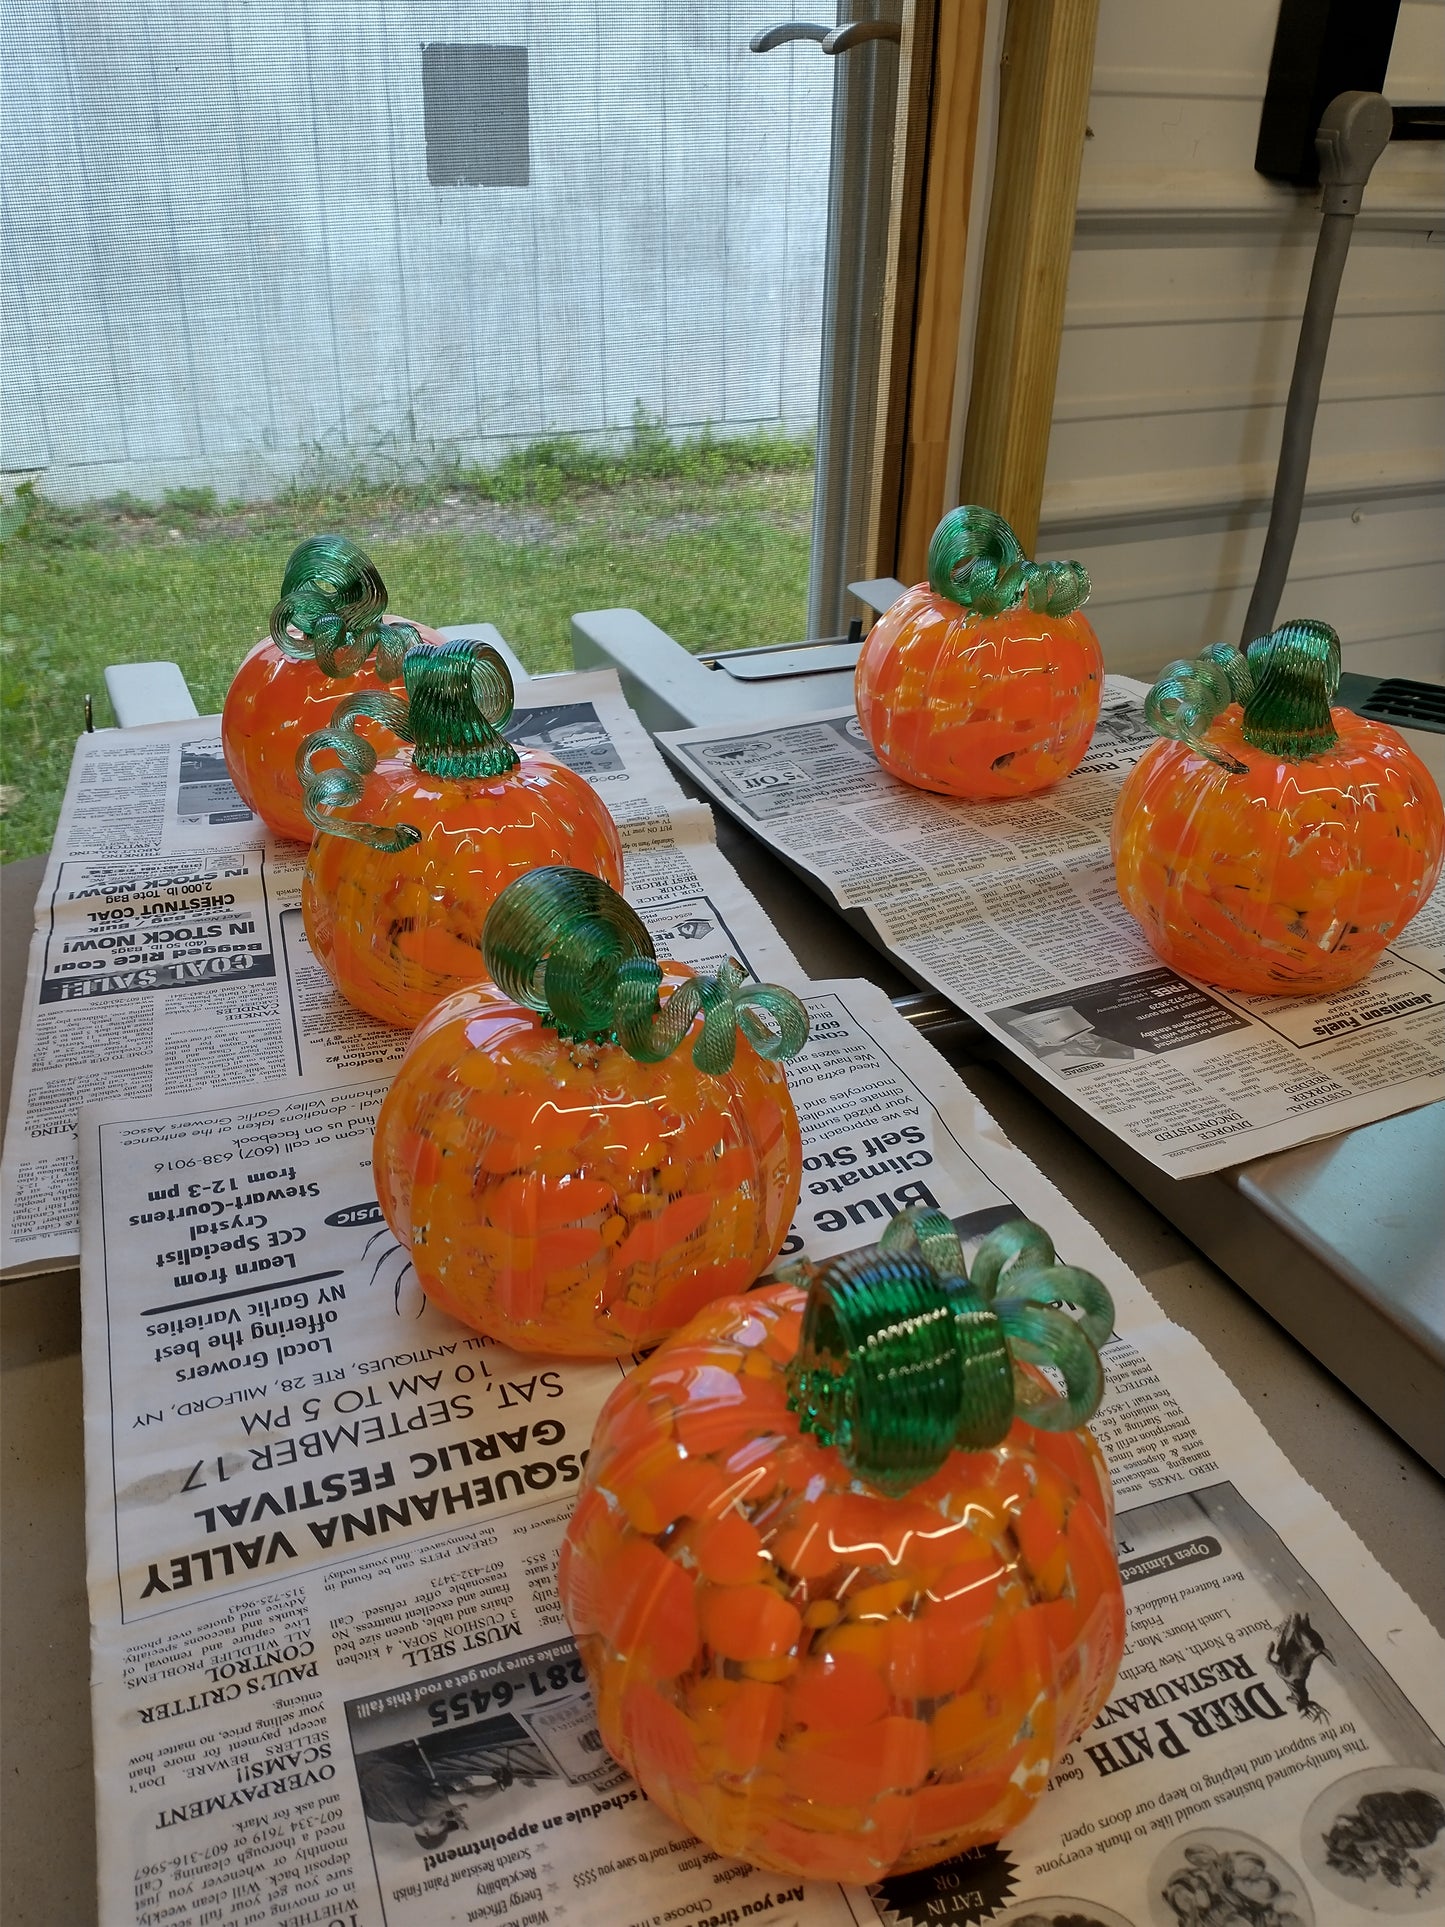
left=925, top=506, right=1091, bottom=619
left=785, top=1204, right=1115, bottom=1490
left=1241, top=618, right=1340, bottom=759
left=481, top=867, right=811, bottom=1068
left=297, top=692, right=419, bottom=851
left=1142, top=649, right=1252, bottom=772
left=296, top=639, right=520, bottom=846
left=270, top=535, right=409, bottom=679
left=1142, top=619, right=1342, bottom=767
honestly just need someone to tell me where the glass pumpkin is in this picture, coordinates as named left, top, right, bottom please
left=299, top=641, right=624, bottom=1027
left=855, top=506, right=1103, bottom=798
left=221, top=535, right=444, bottom=843
left=559, top=1208, right=1124, bottom=1882
left=1114, top=620, right=1444, bottom=996
left=372, top=867, right=810, bottom=1357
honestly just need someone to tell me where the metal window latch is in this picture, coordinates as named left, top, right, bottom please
left=749, top=20, right=901, bottom=54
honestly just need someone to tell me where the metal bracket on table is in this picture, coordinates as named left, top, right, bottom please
left=103, top=662, right=200, bottom=729
left=570, top=585, right=903, bottom=737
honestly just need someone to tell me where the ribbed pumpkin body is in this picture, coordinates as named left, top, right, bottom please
left=221, top=619, right=444, bottom=843
left=302, top=751, right=623, bottom=1027
left=373, top=969, right=802, bottom=1355
left=559, top=1284, right=1124, bottom=1881
left=1113, top=705, right=1442, bottom=995
left=855, top=585, right=1103, bottom=799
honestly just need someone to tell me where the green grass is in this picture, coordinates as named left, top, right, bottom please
left=0, top=426, right=814, bottom=861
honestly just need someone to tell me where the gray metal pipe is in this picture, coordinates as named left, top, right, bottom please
left=1241, top=91, right=1394, bottom=647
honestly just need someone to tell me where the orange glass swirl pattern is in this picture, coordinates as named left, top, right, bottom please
left=302, top=751, right=623, bottom=1027
left=1113, top=706, right=1443, bottom=996
left=854, top=586, right=1103, bottom=799
left=559, top=1285, right=1124, bottom=1881
left=372, top=967, right=802, bottom=1356
left=222, top=618, right=444, bottom=843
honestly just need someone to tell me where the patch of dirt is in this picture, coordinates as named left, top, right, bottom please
left=18, top=469, right=813, bottom=551
left=89, top=498, right=566, bottom=549
left=355, top=501, right=562, bottom=544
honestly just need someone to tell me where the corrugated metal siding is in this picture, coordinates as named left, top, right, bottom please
left=1039, top=0, right=1445, bottom=681
left=0, top=1, right=832, bottom=504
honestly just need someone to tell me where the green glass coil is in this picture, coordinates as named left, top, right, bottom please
left=296, top=638, right=521, bottom=849
left=402, top=639, right=520, bottom=780
left=785, top=1204, right=1116, bottom=1494
left=926, top=506, right=1090, bottom=619
left=482, top=866, right=811, bottom=1071
left=269, top=534, right=418, bottom=679
left=1143, top=618, right=1341, bottom=768
left=1241, top=618, right=1341, bottom=760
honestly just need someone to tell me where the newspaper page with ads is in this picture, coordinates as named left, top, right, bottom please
left=658, top=684, right=1445, bottom=1180
left=79, top=978, right=1445, bottom=1927
left=1, top=667, right=799, bottom=1278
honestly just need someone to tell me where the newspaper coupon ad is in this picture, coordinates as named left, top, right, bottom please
left=78, top=980, right=1444, bottom=1927
left=1, top=668, right=798, bottom=1278
left=659, top=686, right=1445, bottom=1180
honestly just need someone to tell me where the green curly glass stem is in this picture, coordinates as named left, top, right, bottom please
left=1143, top=619, right=1341, bottom=768
left=401, top=639, right=520, bottom=779
left=925, top=506, right=1090, bottom=619
left=269, top=535, right=419, bottom=679
left=482, top=866, right=810, bottom=1071
left=1241, top=618, right=1341, bottom=759
left=297, top=639, right=519, bottom=847
left=785, top=1204, right=1115, bottom=1494
left=297, top=691, right=419, bottom=852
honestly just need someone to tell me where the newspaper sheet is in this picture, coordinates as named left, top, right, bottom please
left=79, top=979, right=1445, bottom=1927
left=1, top=670, right=800, bottom=1279
left=658, top=685, right=1445, bottom=1179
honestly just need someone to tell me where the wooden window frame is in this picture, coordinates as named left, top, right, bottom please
left=867, top=0, right=1099, bottom=584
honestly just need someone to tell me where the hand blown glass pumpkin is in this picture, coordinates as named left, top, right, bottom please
left=1113, top=619, right=1443, bottom=996
left=854, top=506, right=1103, bottom=798
left=300, top=640, right=624, bottom=1027
left=559, top=1207, right=1123, bottom=1881
left=372, top=866, right=810, bottom=1356
left=222, top=535, right=444, bottom=843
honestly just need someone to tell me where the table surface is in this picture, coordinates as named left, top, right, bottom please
left=3, top=811, right=1444, bottom=1926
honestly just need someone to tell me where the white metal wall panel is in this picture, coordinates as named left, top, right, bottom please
left=1040, top=0, right=1445, bottom=682
left=0, top=1, right=832, bottom=503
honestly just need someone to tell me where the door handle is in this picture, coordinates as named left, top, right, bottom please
left=750, top=19, right=900, bottom=55
left=749, top=22, right=829, bottom=52
left=821, top=21, right=901, bottom=52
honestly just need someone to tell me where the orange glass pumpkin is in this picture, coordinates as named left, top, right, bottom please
left=855, top=507, right=1103, bottom=798
left=1114, top=621, right=1444, bottom=996
left=559, top=1208, right=1123, bottom=1882
left=300, top=641, right=624, bottom=1027
left=222, top=535, right=445, bottom=843
left=372, top=867, right=809, bottom=1356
